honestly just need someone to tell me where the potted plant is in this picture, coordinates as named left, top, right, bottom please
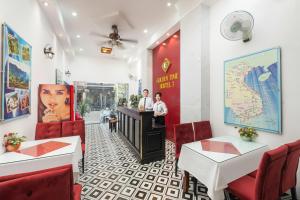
left=3, top=132, right=26, bottom=152
left=77, top=100, right=90, bottom=118
left=130, top=94, right=143, bottom=108
left=238, top=127, right=258, bottom=141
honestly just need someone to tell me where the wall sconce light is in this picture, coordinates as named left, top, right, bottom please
left=43, top=44, right=55, bottom=59
left=65, top=69, right=71, bottom=77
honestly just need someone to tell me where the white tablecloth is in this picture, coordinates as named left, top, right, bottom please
left=178, top=135, right=268, bottom=200
left=0, top=136, right=82, bottom=179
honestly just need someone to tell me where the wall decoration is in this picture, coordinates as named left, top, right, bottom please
left=38, top=84, right=71, bottom=122
left=1, top=24, right=32, bottom=120
left=153, top=31, right=180, bottom=140
left=55, top=69, right=63, bottom=84
left=224, top=47, right=281, bottom=133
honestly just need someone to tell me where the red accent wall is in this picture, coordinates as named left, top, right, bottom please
left=152, top=31, right=180, bottom=141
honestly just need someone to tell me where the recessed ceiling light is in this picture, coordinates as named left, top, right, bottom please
left=76, top=34, right=81, bottom=38
left=156, top=41, right=160, bottom=45
left=72, top=12, right=78, bottom=17
left=44, top=2, right=49, bottom=6
left=173, top=34, right=178, bottom=38
left=167, top=2, right=172, bottom=7
left=166, top=33, right=170, bottom=36
left=143, top=29, right=148, bottom=33
left=162, top=43, right=167, bottom=46
left=79, top=48, right=83, bottom=51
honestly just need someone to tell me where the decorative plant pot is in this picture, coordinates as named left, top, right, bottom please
left=240, top=136, right=254, bottom=142
left=5, top=143, right=21, bottom=152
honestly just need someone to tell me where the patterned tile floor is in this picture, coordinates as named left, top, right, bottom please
left=79, top=123, right=292, bottom=200
left=80, top=123, right=210, bottom=200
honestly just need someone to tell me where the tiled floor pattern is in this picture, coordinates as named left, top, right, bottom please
left=80, top=123, right=210, bottom=200
left=79, top=123, right=292, bottom=200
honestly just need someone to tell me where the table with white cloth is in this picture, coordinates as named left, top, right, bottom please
left=178, top=135, right=268, bottom=200
left=0, top=136, right=82, bottom=181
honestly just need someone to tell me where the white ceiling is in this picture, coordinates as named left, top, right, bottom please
left=38, top=0, right=217, bottom=60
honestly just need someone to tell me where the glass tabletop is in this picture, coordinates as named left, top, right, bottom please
left=184, top=135, right=268, bottom=163
left=0, top=136, right=80, bottom=165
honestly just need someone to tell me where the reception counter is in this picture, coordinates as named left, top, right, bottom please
left=117, top=107, right=165, bottom=164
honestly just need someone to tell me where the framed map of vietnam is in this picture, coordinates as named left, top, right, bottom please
left=224, top=47, right=281, bottom=134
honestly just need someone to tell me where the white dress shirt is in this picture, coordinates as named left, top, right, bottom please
left=153, top=101, right=168, bottom=115
left=138, top=97, right=153, bottom=110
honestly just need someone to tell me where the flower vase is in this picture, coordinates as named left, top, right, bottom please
left=240, top=136, right=253, bottom=142
left=6, top=143, right=21, bottom=152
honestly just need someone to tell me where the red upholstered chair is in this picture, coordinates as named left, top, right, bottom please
left=225, top=145, right=288, bottom=200
left=174, top=123, right=194, bottom=175
left=281, top=140, right=300, bottom=200
left=0, top=165, right=82, bottom=200
left=62, top=120, right=86, bottom=173
left=35, top=122, right=62, bottom=140
left=193, top=121, right=212, bottom=141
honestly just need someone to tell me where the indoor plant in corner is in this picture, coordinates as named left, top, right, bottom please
left=238, top=127, right=258, bottom=141
left=3, top=132, right=26, bottom=152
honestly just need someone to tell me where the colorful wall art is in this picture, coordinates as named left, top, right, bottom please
left=1, top=24, right=32, bottom=120
left=38, top=84, right=71, bottom=122
left=224, top=47, right=281, bottom=133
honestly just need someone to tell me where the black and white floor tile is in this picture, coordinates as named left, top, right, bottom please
left=79, top=123, right=210, bottom=200
left=79, top=123, right=292, bottom=200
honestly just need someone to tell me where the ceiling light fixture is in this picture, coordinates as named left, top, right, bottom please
left=162, top=43, right=167, bottom=46
left=143, top=29, right=148, bottom=33
left=173, top=34, right=178, bottom=38
left=166, top=33, right=170, bottom=36
left=65, top=69, right=71, bottom=77
left=156, top=41, right=160, bottom=45
left=76, top=34, right=81, bottom=38
left=167, top=2, right=172, bottom=7
left=44, top=2, right=49, bottom=6
left=72, top=12, right=78, bottom=17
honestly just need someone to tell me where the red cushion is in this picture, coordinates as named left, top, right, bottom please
left=81, top=143, right=85, bottom=154
left=0, top=165, right=74, bottom=200
left=73, top=184, right=82, bottom=200
left=281, top=140, right=300, bottom=193
left=62, top=120, right=85, bottom=143
left=174, top=123, right=194, bottom=159
left=228, top=145, right=288, bottom=200
left=228, top=175, right=256, bottom=200
left=193, top=121, right=212, bottom=141
left=35, top=122, right=62, bottom=140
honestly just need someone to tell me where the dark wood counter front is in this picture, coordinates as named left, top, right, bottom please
left=117, top=107, right=165, bottom=164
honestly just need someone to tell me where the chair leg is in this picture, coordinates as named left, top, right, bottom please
left=224, top=189, right=231, bottom=200
left=291, top=187, right=297, bottom=200
left=192, top=177, right=197, bottom=199
left=82, top=155, right=85, bottom=173
left=175, top=158, right=178, bottom=176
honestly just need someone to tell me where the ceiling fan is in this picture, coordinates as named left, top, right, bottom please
left=91, top=25, right=138, bottom=48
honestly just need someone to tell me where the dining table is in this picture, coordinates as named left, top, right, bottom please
left=178, top=135, right=269, bottom=200
left=0, top=136, right=82, bottom=181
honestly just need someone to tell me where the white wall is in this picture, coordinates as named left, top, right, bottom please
left=180, top=4, right=210, bottom=123
left=69, top=55, right=130, bottom=84
left=209, top=0, right=300, bottom=146
left=0, top=0, right=67, bottom=149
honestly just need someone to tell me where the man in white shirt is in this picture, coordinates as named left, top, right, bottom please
left=138, top=89, right=153, bottom=111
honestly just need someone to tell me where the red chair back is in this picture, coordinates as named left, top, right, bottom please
left=193, top=121, right=212, bottom=141
left=174, top=123, right=194, bottom=159
left=62, top=120, right=85, bottom=144
left=0, top=165, right=74, bottom=200
left=281, top=140, right=300, bottom=193
left=254, top=145, right=288, bottom=200
left=35, top=122, right=62, bottom=140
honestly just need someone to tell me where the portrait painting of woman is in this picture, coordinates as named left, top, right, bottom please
left=38, top=84, right=71, bottom=122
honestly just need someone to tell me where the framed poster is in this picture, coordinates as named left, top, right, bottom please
left=224, top=47, right=281, bottom=133
left=1, top=24, right=31, bottom=120
left=38, top=84, right=71, bottom=122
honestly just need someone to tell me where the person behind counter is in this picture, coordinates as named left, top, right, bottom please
left=153, top=92, right=168, bottom=125
left=138, top=89, right=153, bottom=111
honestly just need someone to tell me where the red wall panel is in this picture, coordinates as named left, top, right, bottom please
left=152, top=31, right=180, bottom=140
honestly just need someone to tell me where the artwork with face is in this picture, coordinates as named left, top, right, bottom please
left=38, top=84, right=71, bottom=122
left=1, top=24, right=32, bottom=120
